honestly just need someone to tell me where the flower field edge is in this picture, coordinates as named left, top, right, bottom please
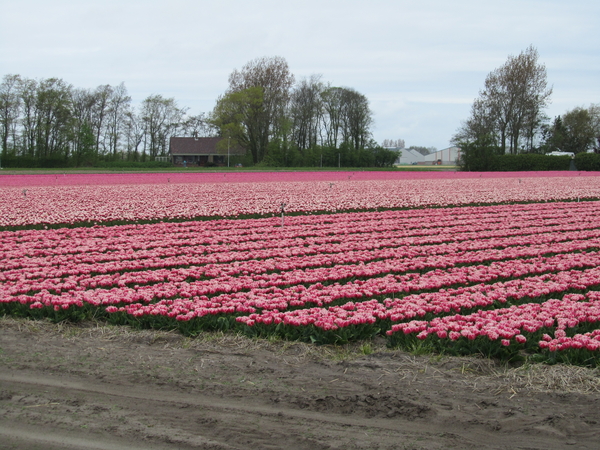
left=2, top=299, right=599, bottom=368
left=3, top=173, right=600, bottom=367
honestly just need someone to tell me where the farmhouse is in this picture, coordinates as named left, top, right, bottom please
left=169, top=137, right=245, bottom=166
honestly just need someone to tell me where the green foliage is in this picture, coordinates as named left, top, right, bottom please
left=259, top=138, right=301, bottom=167
left=0, top=153, right=73, bottom=168
left=574, top=152, right=600, bottom=171
left=457, top=135, right=499, bottom=171
left=95, top=159, right=172, bottom=169
left=459, top=135, right=572, bottom=171
left=491, top=154, right=571, bottom=171
left=73, top=121, right=97, bottom=167
left=372, top=145, right=400, bottom=167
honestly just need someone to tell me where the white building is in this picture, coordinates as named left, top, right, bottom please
left=394, top=148, right=425, bottom=165
left=422, top=146, right=461, bottom=165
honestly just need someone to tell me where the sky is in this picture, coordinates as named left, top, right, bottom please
left=1, top=0, right=598, bottom=150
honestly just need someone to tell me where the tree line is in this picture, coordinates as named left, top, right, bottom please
left=210, top=56, right=397, bottom=168
left=0, top=74, right=214, bottom=167
left=453, top=45, right=600, bottom=167
left=0, top=58, right=398, bottom=168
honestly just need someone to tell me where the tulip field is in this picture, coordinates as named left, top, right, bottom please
left=2, top=171, right=600, bottom=366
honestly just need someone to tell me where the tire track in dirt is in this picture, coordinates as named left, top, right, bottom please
left=2, top=318, right=599, bottom=450
left=1, top=370, right=594, bottom=450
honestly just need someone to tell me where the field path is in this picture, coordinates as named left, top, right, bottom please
left=1, top=319, right=599, bottom=449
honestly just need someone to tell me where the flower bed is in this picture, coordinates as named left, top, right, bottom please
left=2, top=171, right=600, bottom=228
left=1, top=179, right=600, bottom=365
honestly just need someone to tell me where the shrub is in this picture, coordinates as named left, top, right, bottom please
left=574, top=153, right=600, bottom=171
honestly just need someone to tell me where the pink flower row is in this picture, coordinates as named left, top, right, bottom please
left=5, top=227, right=600, bottom=313
left=4, top=171, right=599, bottom=188
left=540, top=329, right=600, bottom=352
left=234, top=262, right=600, bottom=331
left=386, top=292, right=600, bottom=352
left=3, top=198, right=595, bottom=261
left=3, top=200, right=599, bottom=281
left=3, top=173, right=600, bottom=226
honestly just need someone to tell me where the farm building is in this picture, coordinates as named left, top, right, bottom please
left=422, top=146, right=461, bottom=165
left=395, top=148, right=425, bottom=165
left=169, top=137, right=245, bottom=167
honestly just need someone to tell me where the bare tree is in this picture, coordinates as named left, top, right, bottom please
left=0, top=74, right=22, bottom=156
left=140, top=94, right=185, bottom=159
left=382, top=139, right=405, bottom=148
left=455, top=46, right=552, bottom=154
left=289, top=75, right=324, bottom=152
left=180, top=112, right=216, bottom=138
left=320, top=86, right=344, bottom=148
left=123, top=110, right=144, bottom=160
left=321, top=86, right=372, bottom=151
left=105, top=82, right=131, bottom=157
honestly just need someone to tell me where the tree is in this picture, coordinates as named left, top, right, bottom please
left=320, top=86, right=373, bottom=151
left=289, top=75, right=324, bottom=153
left=90, top=84, right=112, bottom=156
left=105, top=82, right=131, bottom=157
left=561, top=107, right=595, bottom=154
left=339, top=87, right=372, bottom=151
left=587, top=104, right=600, bottom=153
left=542, top=106, right=598, bottom=155
left=382, top=139, right=405, bottom=148
left=212, top=56, right=294, bottom=164
left=540, top=115, right=567, bottom=153
left=140, top=94, right=185, bottom=159
left=213, top=56, right=294, bottom=164
left=370, top=141, right=400, bottom=167
left=123, top=110, right=144, bottom=161
left=454, top=46, right=552, bottom=154
left=70, top=87, right=98, bottom=165
left=19, top=77, right=38, bottom=157
left=34, top=78, right=73, bottom=160
left=457, top=134, right=499, bottom=171
left=211, top=87, right=264, bottom=163
left=0, top=74, right=22, bottom=157
left=180, top=113, right=215, bottom=138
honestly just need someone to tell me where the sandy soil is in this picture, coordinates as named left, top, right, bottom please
left=0, top=317, right=599, bottom=450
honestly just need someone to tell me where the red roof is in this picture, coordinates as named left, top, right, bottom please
left=169, top=137, right=245, bottom=155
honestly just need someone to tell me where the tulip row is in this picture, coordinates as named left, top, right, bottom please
left=3, top=200, right=600, bottom=278
left=385, top=292, right=600, bottom=366
left=3, top=172, right=600, bottom=228
left=2, top=175, right=600, bottom=364
left=4, top=204, right=600, bottom=314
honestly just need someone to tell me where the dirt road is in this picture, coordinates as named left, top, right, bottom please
left=1, top=317, right=598, bottom=449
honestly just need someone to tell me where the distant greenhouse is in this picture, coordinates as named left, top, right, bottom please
left=394, top=146, right=461, bottom=166
left=422, top=147, right=461, bottom=165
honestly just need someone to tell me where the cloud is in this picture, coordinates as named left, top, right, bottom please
left=1, top=0, right=599, bottom=149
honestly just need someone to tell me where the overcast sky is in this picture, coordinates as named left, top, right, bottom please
left=1, top=0, right=598, bottom=149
